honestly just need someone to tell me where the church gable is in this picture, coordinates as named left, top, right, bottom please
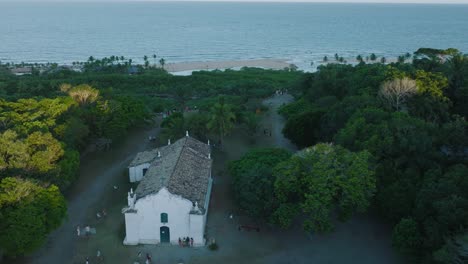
left=133, top=135, right=212, bottom=210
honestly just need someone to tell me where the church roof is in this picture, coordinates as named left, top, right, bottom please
left=134, top=136, right=212, bottom=209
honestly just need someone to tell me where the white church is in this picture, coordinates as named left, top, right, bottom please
left=122, top=132, right=213, bottom=247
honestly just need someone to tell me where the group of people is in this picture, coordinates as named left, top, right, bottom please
left=76, top=225, right=92, bottom=237
left=275, top=89, right=288, bottom=95
left=178, top=237, right=194, bottom=247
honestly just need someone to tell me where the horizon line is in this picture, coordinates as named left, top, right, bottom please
left=2, top=0, right=468, bottom=4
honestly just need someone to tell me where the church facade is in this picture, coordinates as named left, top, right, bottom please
left=122, top=133, right=212, bottom=247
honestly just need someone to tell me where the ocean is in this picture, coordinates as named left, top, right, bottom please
left=1, top=2, right=468, bottom=71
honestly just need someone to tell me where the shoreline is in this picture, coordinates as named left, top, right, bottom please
left=165, top=58, right=294, bottom=73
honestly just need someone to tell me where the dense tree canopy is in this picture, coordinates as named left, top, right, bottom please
left=0, top=177, right=66, bottom=257
left=279, top=48, right=468, bottom=263
left=273, top=143, right=375, bottom=232
left=0, top=60, right=301, bottom=258
left=229, top=148, right=291, bottom=219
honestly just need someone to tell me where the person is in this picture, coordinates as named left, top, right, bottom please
left=190, top=237, right=194, bottom=247
left=102, top=209, right=107, bottom=217
left=137, top=251, right=142, bottom=258
left=96, top=212, right=101, bottom=219
left=97, top=249, right=102, bottom=261
left=76, top=225, right=81, bottom=236
left=178, top=237, right=182, bottom=247
left=85, top=225, right=91, bottom=236
left=85, top=257, right=89, bottom=264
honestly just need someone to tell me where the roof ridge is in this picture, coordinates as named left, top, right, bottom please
left=168, top=137, right=188, bottom=183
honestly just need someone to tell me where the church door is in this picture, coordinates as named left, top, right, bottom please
left=160, top=226, right=170, bottom=243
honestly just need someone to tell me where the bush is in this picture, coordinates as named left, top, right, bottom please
left=208, top=242, right=219, bottom=251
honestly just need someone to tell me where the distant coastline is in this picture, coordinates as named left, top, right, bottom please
left=165, top=58, right=294, bottom=74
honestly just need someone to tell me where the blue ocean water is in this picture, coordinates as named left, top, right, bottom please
left=1, top=2, right=468, bottom=70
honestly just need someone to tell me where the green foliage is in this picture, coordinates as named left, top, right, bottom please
left=207, top=97, right=236, bottom=143
left=273, top=143, right=376, bottom=233
left=229, top=148, right=291, bottom=219
left=433, top=230, right=468, bottom=264
left=392, top=218, right=422, bottom=255
left=282, top=110, right=324, bottom=148
left=278, top=48, right=468, bottom=262
left=0, top=177, right=66, bottom=257
left=160, top=112, right=185, bottom=143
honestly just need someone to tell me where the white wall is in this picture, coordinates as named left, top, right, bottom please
left=125, top=188, right=195, bottom=245
left=128, top=163, right=150, bottom=182
left=123, top=212, right=139, bottom=245
left=189, top=213, right=204, bottom=246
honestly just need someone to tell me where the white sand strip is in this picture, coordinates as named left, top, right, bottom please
left=165, top=59, right=294, bottom=72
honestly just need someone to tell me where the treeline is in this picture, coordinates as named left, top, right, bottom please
left=276, top=48, right=468, bottom=263
left=0, top=61, right=301, bottom=257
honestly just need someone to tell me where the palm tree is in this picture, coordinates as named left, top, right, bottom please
left=143, top=55, right=149, bottom=68
left=323, top=56, right=328, bottom=62
left=381, top=57, right=387, bottom=64
left=159, top=58, right=166, bottom=69
left=207, top=97, right=236, bottom=146
left=370, top=53, right=377, bottom=61
left=153, top=54, right=157, bottom=66
left=398, top=55, right=405, bottom=63
left=356, top=55, right=363, bottom=63
left=334, top=53, right=339, bottom=61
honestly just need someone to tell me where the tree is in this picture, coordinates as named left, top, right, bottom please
left=0, top=177, right=66, bottom=257
left=414, top=70, right=448, bottom=98
left=160, top=112, right=185, bottom=143
left=379, top=78, right=417, bottom=111
left=207, top=97, right=236, bottom=145
left=398, top=55, right=405, bottom=63
left=392, top=218, right=422, bottom=255
left=273, top=143, right=376, bottom=232
left=230, top=148, right=291, bottom=219
left=184, top=113, right=210, bottom=141
left=68, top=84, right=99, bottom=106
left=370, top=53, right=377, bottom=61
left=282, top=110, right=324, bottom=148
left=381, top=57, right=387, bottom=64
left=356, top=55, right=363, bottom=63
left=0, top=130, right=64, bottom=177
left=434, top=231, right=468, bottom=264
left=323, top=56, right=328, bottom=62
left=153, top=54, right=157, bottom=65
left=239, top=111, right=259, bottom=136
left=159, top=58, right=166, bottom=69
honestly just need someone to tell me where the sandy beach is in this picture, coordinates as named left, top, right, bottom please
left=165, top=59, right=294, bottom=73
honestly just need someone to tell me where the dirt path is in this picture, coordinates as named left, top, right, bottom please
left=19, top=122, right=161, bottom=264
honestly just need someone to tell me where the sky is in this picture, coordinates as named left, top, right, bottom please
left=1, top=0, right=468, bottom=3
